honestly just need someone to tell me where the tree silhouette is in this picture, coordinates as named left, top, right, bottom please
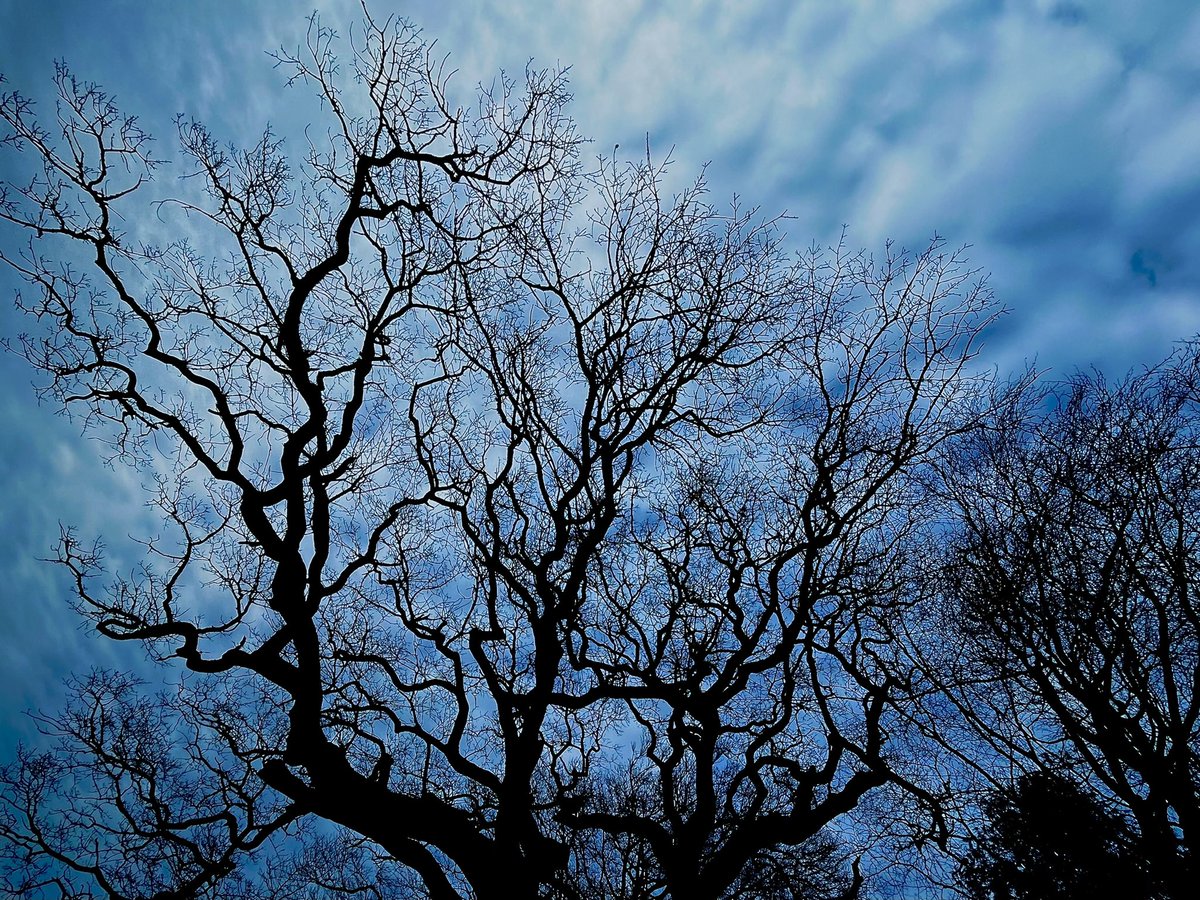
left=0, top=9, right=1003, bottom=898
left=958, top=770, right=1156, bottom=900
left=937, top=349, right=1200, bottom=897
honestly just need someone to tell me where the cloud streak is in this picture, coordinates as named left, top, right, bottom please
left=1, top=0, right=1197, bottom=741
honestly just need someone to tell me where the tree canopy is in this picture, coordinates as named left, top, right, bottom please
left=958, top=771, right=1157, bottom=900
left=937, top=350, right=1200, bottom=895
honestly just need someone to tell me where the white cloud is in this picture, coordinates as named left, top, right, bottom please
left=3, top=0, right=1200, bottom=736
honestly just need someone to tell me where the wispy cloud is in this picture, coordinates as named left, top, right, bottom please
left=1, top=0, right=1198, bottom=736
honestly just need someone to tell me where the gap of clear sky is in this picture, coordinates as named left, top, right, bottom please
left=0, top=0, right=1198, bottom=739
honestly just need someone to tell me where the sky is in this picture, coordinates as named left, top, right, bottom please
left=0, top=0, right=1198, bottom=753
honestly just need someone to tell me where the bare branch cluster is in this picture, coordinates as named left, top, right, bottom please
left=932, top=348, right=1200, bottom=895
left=0, top=10, right=1037, bottom=900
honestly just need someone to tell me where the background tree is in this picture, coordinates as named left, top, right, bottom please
left=0, top=9, right=1001, bottom=898
left=936, top=348, right=1200, bottom=897
left=958, top=770, right=1156, bottom=900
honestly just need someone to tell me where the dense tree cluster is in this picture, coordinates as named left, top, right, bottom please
left=0, top=10, right=1194, bottom=899
left=957, top=771, right=1157, bottom=900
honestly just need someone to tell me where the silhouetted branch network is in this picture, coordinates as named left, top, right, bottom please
left=0, top=8, right=1113, bottom=900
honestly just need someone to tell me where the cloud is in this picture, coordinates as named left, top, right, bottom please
left=0, top=363, right=148, bottom=740
left=2, top=0, right=1199, bottom=742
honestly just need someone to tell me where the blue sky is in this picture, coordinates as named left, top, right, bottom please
left=0, top=0, right=1198, bottom=746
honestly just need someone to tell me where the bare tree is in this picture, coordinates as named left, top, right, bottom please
left=540, top=236, right=998, bottom=899
left=937, top=349, right=1200, bottom=896
left=0, top=9, right=1001, bottom=898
